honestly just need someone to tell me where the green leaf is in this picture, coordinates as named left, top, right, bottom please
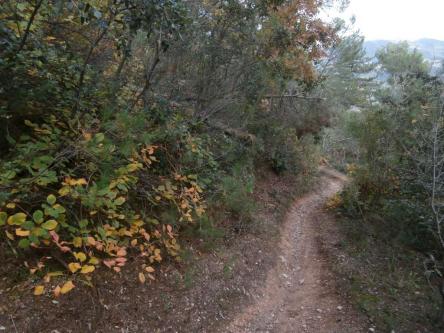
left=18, top=238, right=30, bottom=249
left=45, top=207, right=59, bottom=218
left=2, top=170, right=16, bottom=180
left=29, top=234, right=40, bottom=245
left=47, top=194, right=57, bottom=206
left=79, top=219, right=89, bottom=229
left=95, top=133, right=105, bottom=142
left=53, top=204, right=66, bottom=214
left=0, top=212, right=7, bottom=226
left=97, top=226, right=106, bottom=239
left=32, top=227, right=48, bottom=237
left=22, top=220, right=35, bottom=230
left=33, top=210, right=44, bottom=223
left=42, top=219, right=58, bottom=230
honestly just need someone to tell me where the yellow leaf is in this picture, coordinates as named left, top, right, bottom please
left=58, top=186, right=71, bottom=196
left=114, top=197, right=126, bottom=206
left=34, top=285, right=45, bottom=296
left=73, top=237, right=82, bottom=247
left=6, top=203, right=16, bottom=209
left=74, top=178, right=87, bottom=186
left=60, top=280, right=75, bottom=294
left=138, top=272, right=146, bottom=284
left=127, top=162, right=142, bottom=172
left=5, top=230, right=14, bottom=240
left=130, top=239, right=138, bottom=247
left=88, top=257, right=99, bottom=265
left=15, top=228, right=30, bottom=237
left=68, top=262, right=81, bottom=273
left=42, top=219, right=58, bottom=230
left=80, top=265, right=95, bottom=274
left=74, top=252, right=87, bottom=262
left=8, top=212, right=26, bottom=225
left=47, top=194, right=57, bottom=205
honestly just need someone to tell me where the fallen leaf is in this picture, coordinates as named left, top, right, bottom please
left=34, top=285, right=45, bottom=296
left=60, top=280, right=75, bottom=294
left=115, top=257, right=127, bottom=264
left=138, top=272, right=146, bottom=284
left=53, top=285, right=61, bottom=297
left=103, top=259, right=116, bottom=268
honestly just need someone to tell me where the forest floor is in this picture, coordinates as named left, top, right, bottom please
left=0, top=167, right=373, bottom=332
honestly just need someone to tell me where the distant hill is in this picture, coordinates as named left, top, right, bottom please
left=364, top=38, right=444, bottom=61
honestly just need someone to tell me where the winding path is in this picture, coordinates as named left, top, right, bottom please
left=224, top=168, right=368, bottom=333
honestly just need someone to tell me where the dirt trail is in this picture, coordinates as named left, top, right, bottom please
left=224, top=168, right=368, bottom=333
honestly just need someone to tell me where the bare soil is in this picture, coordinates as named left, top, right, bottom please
left=222, top=167, right=370, bottom=333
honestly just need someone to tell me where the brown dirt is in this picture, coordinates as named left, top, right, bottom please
left=0, top=167, right=370, bottom=332
left=223, top=167, right=370, bottom=333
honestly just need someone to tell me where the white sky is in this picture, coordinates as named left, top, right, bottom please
left=322, top=0, right=444, bottom=41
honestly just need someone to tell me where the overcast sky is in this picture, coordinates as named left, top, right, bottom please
left=321, top=0, right=444, bottom=41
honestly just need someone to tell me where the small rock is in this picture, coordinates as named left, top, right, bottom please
left=316, top=308, right=322, bottom=313
left=299, top=279, right=305, bottom=285
left=0, top=327, right=5, bottom=331
left=337, top=306, right=343, bottom=311
left=369, top=328, right=375, bottom=332
left=52, top=300, right=59, bottom=304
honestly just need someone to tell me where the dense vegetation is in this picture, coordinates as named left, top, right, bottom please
left=323, top=39, right=444, bottom=329
left=2, top=0, right=444, bottom=330
left=0, top=0, right=341, bottom=295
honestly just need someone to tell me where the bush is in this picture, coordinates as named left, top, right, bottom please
left=267, top=127, right=319, bottom=176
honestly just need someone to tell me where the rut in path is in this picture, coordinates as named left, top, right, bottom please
left=224, top=168, right=369, bottom=333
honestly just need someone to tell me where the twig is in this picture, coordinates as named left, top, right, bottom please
left=9, top=315, right=18, bottom=333
left=16, top=0, right=44, bottom=54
